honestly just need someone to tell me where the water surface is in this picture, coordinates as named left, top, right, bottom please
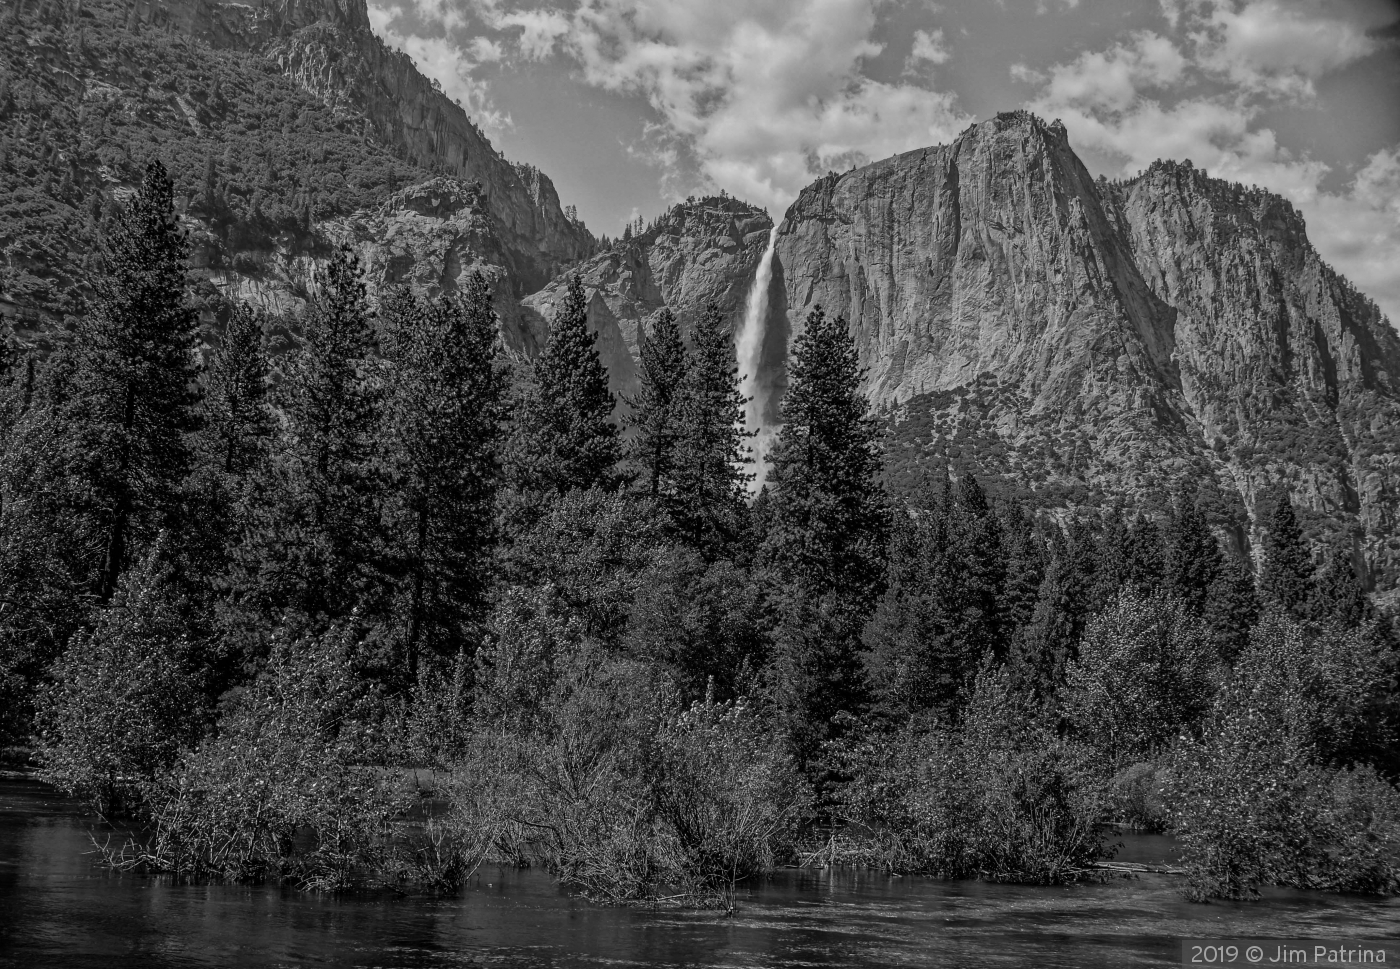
left=1, top=776, right=1395, bottom=968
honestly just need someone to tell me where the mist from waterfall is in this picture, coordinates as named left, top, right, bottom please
left=736, top=224, right=779, bottom=490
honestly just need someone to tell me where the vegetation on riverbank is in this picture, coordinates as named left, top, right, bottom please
left=2, top=164, right=1398, bottom=904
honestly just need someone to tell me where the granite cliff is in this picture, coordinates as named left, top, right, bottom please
left=767, top=113, right=1400, bottom=587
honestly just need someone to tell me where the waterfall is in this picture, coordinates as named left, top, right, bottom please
left=736, top=224, right=779, bottom=489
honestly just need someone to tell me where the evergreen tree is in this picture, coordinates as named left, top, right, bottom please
left=199, top=303, right=271, bottom=478
left=1088, top=506, right=1130, bottom=615
left=1310, top=544, right=1372, bottom=629
left=762, top=306, right=887, bottom=605
left=998, top=501, right=1044, bottom=650
left=671, top=302, right=752, bottom=551
left=1260, top=492, right=1314, bottom=618
left=255, top=246, right=381, bottom=619
left=624, top=308, right=686, bottom=498
left=66, top=160, right=200, bottom=601
left=1166, top=487, right=1223, bottom=615
left=1124, top=513, right=1166, bottom=597
left=1203, top=550, right=1260, bottom=663
left=1010, top=531, right=1077, bottom=699
left=379, top=275, right=507, bottom=669
left=511, top=275, right=619, bottom=493
left=862, top=474, right=1003, bottom=722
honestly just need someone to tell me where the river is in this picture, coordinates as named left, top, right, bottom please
left=1, top=775, right=1396, bottom=967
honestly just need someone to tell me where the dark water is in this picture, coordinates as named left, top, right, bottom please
left=2, top=776, right=1396, bottom=968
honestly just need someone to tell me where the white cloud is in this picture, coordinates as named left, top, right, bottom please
left=372, top=21, right=512, bottom=132
left=1022, top=31, right=1186, bottom=112
left=1016, top=5, right=1399, bottom=326
left=422, top=0, right=970, bottom=213
left=908, top=28, right=950, bottom=66
left=1188, top=0, right=1379, bottom=97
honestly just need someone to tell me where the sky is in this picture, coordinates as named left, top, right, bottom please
left=365, top=0, right=1400, bottom=325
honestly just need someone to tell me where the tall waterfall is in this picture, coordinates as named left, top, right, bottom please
left=736, top=224, right=779, bottom=489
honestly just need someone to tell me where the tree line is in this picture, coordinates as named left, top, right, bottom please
left=1, top=162, right=1397, bottom=903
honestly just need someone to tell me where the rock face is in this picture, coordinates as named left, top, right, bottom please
left=1103, top=162, right=1400, bottom=572
left=769, top=112, right=1400, bottom=587
left=521, top=196, right=774, bottom=395
left=128, top=0, right=593, bottom=290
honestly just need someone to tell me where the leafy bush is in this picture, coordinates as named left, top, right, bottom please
left=450, top=646, right=809, bottom=906
left=1168, top=612, right=1400, bottom=900
left=112, top=622, right=408, bottom=889
left=37, top=554, right=204, bottom=812
left=1061, top=591, right=1220, bottom=765
left=835, top=666, right=1112, bottom=883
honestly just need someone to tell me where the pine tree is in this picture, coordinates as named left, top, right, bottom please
left=379, top=275, right=507, bottom=668
left=862, top=474, right=1004, bottom=722
left=1166, top=488, right=1223, bottom=615
left=762, top=305, right=887, bottom=605
left=1089, top=506, right=1130, bottom=614
left=1124, top=513, right=1166, bottom=597
left=624, top=308, right=686, bottom=498
left=999, top=500, right=1044, bottom=650
left=256, top=246, right=381, bottom=619
left=671, top=302, right=752, bottom=550
left=511, top=275, right=619, bottom=493
left=200, top=303, right=271, bottom=478
left=1260, top=492, right=1313, bottom=618
left=1310, top=544, right=1371, bottom=629
left=1203, top=550, right=1259, bottom=663
left=66, top=160, right=200, bottom=601
left=1010, top=535, right=1076, bottom=699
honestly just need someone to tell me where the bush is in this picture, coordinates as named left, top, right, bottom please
left=111, top=621, right=409, bottom=889
left=1061, top=591, right=1219, bottom=766
left=449, top=649, right=809, bottom=906
left=835, top=666, right=1111, bottom=883
left=1168, top=612, right=1400, bottom=900
left=37, top=554, right=203, bottom=812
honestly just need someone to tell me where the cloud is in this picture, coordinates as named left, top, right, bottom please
left=370, top=16, right=512, bottom=132
left=1186, top=0, right=1379, bottom=98
left=392, top=0, right=971, bottom=213
left=1015, top=31, right=1186, bottom=113
left=1015, top=3, right=1399, bottom=325
left=908, top=28, right=950, bottom=66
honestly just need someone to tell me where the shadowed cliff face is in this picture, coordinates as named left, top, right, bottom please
left=126, top=0, right=594, bottom=291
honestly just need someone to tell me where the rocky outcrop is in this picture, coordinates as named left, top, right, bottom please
left=127, top=0, right=594, bottom=290
left=1103, top=162, right=1400, bottom=574
left=520, top=196, right=773, bottom=385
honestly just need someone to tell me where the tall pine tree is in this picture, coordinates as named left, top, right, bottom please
left=671, top=302, right=752, bottom=551
left=762, top=305, right=887, bottom=604
left=1165, top=487, right=1223, bottom=615
left=624, top=308, right=686, bottom=498
left=511, top=275, right=619, bottom=493
left=1260, top=491, right=1314, bottom=619
left=379, top=275, right=508, bottom=668
left=255, top=246, right=381, bottom=619
left=69, top=160, right=199, bottom=600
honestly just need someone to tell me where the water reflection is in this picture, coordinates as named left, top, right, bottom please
left=2, top=776, right=1396, bottom=968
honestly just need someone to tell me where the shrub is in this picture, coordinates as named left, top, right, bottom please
left=112, top=621, right=408, bottom=889
left=1061, top=592, right=1220, bottom=766
left=835, top=666, right=1111, bottom=883
left=451, top=650, right=809, bottom=906
left=1168, top=613, right=1400, bottom=900
left=37, top=554, right=203, bottom=812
